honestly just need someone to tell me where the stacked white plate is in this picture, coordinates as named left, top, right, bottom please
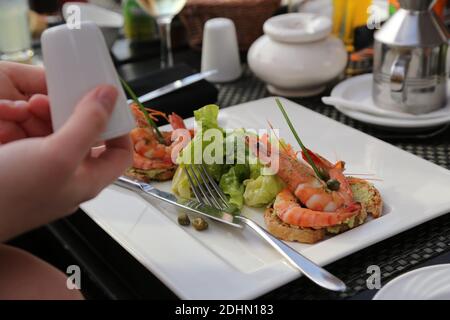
left=323, top=74, right=450, bottom=130
left=374, top=264, right=450, bottom=300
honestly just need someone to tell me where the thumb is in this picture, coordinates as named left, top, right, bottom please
left=50, top=85, right=118, bottom=164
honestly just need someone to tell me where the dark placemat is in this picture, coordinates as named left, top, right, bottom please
left=260, top=213, right=450, bottom=300
left=216, top=65, right=450, bottom=300
left=119, top=63, right=218, bottom=121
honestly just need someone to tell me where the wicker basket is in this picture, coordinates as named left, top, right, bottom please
left=179, top=0, right=281, bottom=51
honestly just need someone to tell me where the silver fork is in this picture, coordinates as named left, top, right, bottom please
left=184, top=163, right=347, bottom=292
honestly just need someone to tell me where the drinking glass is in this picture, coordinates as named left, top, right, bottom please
left=0, top=0, right=33, bottom=62
left=136, top=0, right=187, bottom=68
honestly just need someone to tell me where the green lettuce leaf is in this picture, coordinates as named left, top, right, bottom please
left=178, top=105, right=224, bottom=180
left=219, top=167, right=245, bottom=209
left=243, top=175, right=284, bottom=207
left=171, top=165, right=191, bottom=199
left=194, top=104, right=220, bottom=130
left=173, top=107, right=275, bottom=210
left=249, top=161, right=263, bottom=180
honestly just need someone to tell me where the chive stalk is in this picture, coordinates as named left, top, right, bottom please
left=275, top=98, right=327, bottom=182
left=120, top=77, right=165, bottom=144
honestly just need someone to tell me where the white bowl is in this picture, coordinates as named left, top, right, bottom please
left=62, top=2, right=124, bottom=49
left=248, top=13, right=347, bottom=97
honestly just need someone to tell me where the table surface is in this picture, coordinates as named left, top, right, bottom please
left=41, top=39, right=450, bottom=300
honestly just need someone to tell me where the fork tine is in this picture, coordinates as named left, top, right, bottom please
left=195, top=164, right=226, bottom=210
left=199, top=164, right=230, bottom=209
left=184, top=166, right=203, bottom=203
left=186, top=164, right=213, bottom=207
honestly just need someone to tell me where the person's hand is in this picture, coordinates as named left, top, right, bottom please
left=0, top=85, right=132, bottom=241
left=0, top=61, right=47, bottom=101
left=0, top=62, right=52, bottom=144
left=0, top=95, right=52, bottom=143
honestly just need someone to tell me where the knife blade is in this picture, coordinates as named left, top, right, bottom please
left=114, top=176, right=242, bottom=228
left=126, top=69, right=218, bottom=105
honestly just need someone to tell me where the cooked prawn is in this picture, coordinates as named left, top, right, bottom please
left=258, top=138, right=352, bottom=212
left=129, top=104, right=192, bottom=174
left=130, top=128, right=174, bottom=164
left=274, top=188, right=360, bottom=228
left=254, top=136, right=361, bottom=227
left=132, top=152, right=175, bottom=170
left=301, top=148, right=354, bottom=204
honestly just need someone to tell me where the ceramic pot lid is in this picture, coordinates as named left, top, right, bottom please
left=263, top=13, right=332, bottom=44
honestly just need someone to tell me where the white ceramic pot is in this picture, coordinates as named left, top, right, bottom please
left=248, top=13, right=347, bottom=97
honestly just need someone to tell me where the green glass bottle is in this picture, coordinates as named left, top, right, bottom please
left=388, top=0, right=399, bottom=16
left=122, top=0, right=157, bottom=42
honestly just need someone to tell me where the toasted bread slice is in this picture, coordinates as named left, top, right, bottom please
left=264, top=178, right=382, bottom=244
left=125, top=166, right=176, bottom=182
left=264, top=208, right=325, bottom=244
left=348, top=177, right=383, bottom=218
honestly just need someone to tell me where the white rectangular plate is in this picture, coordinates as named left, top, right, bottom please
left=82, top=97, right=450, bottom=299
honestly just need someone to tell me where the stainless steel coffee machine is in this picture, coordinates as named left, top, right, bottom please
left=373, top=0, right=449, bottom=114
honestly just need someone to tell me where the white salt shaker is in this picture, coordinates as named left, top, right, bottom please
left=41, top=21, right=135, bottom=141
left=201, top=18, right=242, bottom=83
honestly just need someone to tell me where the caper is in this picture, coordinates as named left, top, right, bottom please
left=327, top=179, right=341, bottom=191
left=177, top=213, right=191, bottom=226
left=192, top=217, right=208, bottom=231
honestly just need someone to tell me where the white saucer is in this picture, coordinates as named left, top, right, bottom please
left=373, top=264, right=450, bottom=300
left=329, top=74, right=450, bottom=130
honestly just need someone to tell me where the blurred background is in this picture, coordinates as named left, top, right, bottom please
left=4, top=0, right=449, bottom=65
left=2, top=0, right=450, bottom=300
left=0, top=0, right=444, bottom=84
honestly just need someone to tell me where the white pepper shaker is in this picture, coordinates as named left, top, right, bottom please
left=42, top=21, right=135, bottom=141
left=201, top=18, right=242, bottom=83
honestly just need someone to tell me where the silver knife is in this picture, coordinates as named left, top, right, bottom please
left=126, top=69, right=218, bottom=105
left=114, top=176, right=241, bottom=228
left=114, top=176, right=347, bottom=292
